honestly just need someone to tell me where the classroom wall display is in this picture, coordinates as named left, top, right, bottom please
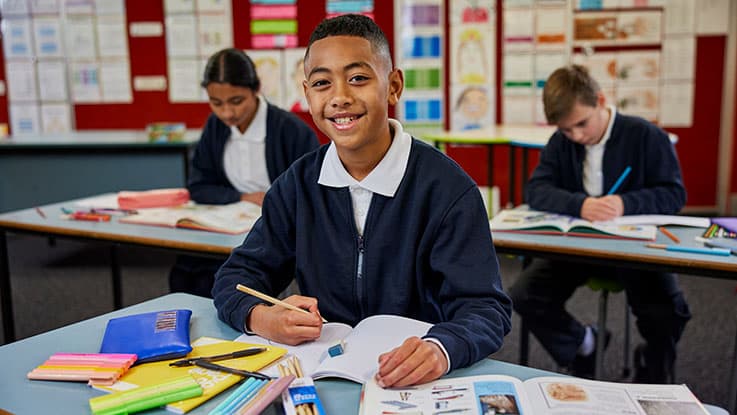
left=249, top=0, right=298, bottom=49
left=284, top=47, right=308, bottom=112
left=326, top=0, right=374, bottom=18
left=164, top=0, right=233, bottom=103
left=0, top=0, right=132, bottom=134
left=501, top=0, right=569, bottom=125
left=450, top=0, right=496, bottom=131
left=393, top=0, right=445, bottom=134
left=245, top=49, right=285, bottom=108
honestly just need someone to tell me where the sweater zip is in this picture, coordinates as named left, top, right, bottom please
left=356, top=233, right=365, bottom=316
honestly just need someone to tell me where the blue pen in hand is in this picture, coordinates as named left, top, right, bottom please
left=607, top=166, right=632, bottom=195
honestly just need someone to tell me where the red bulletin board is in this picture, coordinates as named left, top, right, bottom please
left=0, top=0, right=732, bottom=209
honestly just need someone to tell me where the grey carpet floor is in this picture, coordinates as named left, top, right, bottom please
left=1, top=233, right=734, bottom=410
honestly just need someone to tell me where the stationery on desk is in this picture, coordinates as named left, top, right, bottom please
left=659, top=226, right=681, bottom=243
left=93, top=336, right=287, bottom=413
left=117, top=188, right=191, bottom=210
left=27, top=352, right=137, bottom=385
left=99, top=309, right=193, bottom=364
left=89, top=375, right=203, bottom=415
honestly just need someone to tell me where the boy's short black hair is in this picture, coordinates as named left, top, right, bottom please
left=305, top=14, right=392, bottom=68
left=201, top=48, right=261, bottom=91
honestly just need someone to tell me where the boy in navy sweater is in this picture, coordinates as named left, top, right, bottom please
left=509, top=65, right=691, bottom=383
left=212, top=14, right=512, bottom=387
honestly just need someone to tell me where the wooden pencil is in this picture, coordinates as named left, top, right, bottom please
left=236, top=284, right=327, bottom=323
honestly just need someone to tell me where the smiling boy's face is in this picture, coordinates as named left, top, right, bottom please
left=303, top=35, right=403, bottom=158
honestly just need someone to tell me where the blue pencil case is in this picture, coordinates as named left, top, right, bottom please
left=99, top=309, right=193, bottom=364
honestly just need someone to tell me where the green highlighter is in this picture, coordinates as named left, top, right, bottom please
left=89, top=375, right=202, bottom=415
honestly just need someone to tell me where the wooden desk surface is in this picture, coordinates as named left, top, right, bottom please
left=0, top=195, right=243, bottom=256
left=492, top=227, right=737, bottom=279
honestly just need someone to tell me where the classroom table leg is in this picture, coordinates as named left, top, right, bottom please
left=110, top=245, right=122, bottom=309
left=521, top=149, right=529, bottom=204
left=729, top=325, right=737, bottom=415
left=519, top=319, right=529, bottom=366
left=487, top=144, right=495, bottom=214
left=0, top=230, right=15, bottom=343
left=508, top=145, right=516, bottom=208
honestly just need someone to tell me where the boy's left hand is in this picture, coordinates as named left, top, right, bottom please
left=374, top=337, right=448, bottom=388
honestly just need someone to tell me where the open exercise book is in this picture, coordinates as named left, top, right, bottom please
left=490, top=209, right=657, bottom=240
left=361, top=374, right=709, bottom=415
left=235, top=314, right=432, bottom=384
left=119, top=201, right=261, bottom=235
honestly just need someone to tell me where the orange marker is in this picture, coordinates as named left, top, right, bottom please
left=658, top=227, right=681, bottom=244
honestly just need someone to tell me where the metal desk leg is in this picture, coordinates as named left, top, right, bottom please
left=0, top=231, right=15, bottom=343
left=521, top=149, right=530, bottom=203
left=487, top=144, right=495, bottom=214
left=110, top=245, right=122, bottom=309
left=729, top=325, right=737, bottom=415
left=508, top=145, right=516, bottom=208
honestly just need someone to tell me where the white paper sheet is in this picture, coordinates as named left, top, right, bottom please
left=6, top=60, right=38, bottom=101
left=197, top=13, right=233, bottom=58
left=662, top=35, right=696, bottom=81
left=100, top=59, right=132, bottom=102
left=659, top=81, right=694, bottom=127
left=96, top=14, right=129, bottom=58
left=695, top=0, right=729, bottom=35
left=9, top=103, right=41, bottom=135
left=2, top=18, right=34, bottom=58
left=65, top=15, right=97, bottom=58
left=165, top=14, right=198, bottom=57
left=40, top=103, right=72, bottom=133
left=167, top=58, right=202, bottom=102
left=37, top=59, right=69, bottom=101
left=33, top=17, right=64, bottom=57
left=70, top=60, right=102, bottom=102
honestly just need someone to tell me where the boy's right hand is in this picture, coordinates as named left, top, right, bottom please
left=581, top=195, right=624, bottom=222
left=247, top=295, right=323, bottom=345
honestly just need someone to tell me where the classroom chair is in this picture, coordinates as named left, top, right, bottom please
left=518, top=276, right=632, bottom=381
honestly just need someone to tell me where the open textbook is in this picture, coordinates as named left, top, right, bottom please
left=235, top=314, right=432, bottom=384
left=361, top=374, right=710, bottom=415
left=119, top=201, right=261, bottom=235
left=490, top=209, right=657, bottom=240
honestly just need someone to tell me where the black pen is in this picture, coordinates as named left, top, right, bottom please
left=191, top=359, right=272, bottom=380
left=169, top=346, right=267, bottom=367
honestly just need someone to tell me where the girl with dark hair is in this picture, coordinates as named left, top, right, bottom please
left=170, top=48, right=319, bottom=298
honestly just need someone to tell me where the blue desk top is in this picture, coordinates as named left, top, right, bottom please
left=0, top=196, right=244, bottom=256
left=0, top=293, right=556, bottom=415
left=492, top=226, right=737, bottom=279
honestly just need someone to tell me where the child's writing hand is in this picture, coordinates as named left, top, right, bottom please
left=241, top=191, right=266, bottom=206
left=581, top=195, right=624, bottom=221
left=247, top=295, right=323, bottom=345
left=374, top=337, right=448, bottom=388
